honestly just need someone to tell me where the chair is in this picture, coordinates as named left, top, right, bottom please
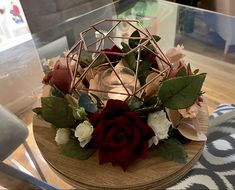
left=0, top=105, right=59, bottom=189
left=213, top=0, right=235, bottom=54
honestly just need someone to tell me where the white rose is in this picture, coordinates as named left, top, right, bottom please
left=75, top=120, right=94, bottom=148
left=55, top=128, right=70, bottom=145
left=147, top=111, right=172, bottom=147
left=148, top=136, right=159, bottom=148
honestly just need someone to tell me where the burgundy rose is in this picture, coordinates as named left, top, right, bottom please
left=103, top=45, right=123, bottom=63
left=89, top=99, right=154, bottom=170
left=141, top=49, right=158, bottom=69
left=42, top=62, right=72, bottom=94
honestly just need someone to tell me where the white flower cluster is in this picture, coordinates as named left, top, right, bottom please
left=55, top=120, right=94, bottom=148
left=147, top=110, right=172, bottom=147
left=55, top=128, right=70, bottom=145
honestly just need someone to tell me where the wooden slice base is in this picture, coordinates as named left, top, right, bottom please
left=33, top=102, right=208, bottom=189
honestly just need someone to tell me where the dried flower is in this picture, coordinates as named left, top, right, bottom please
left=178, top=103, right=201, bottom=119
left=165, top=45, right=188, bottom=78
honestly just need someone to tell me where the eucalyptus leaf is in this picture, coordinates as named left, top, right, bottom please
left=79, top=93, right=98, bottom=113
left=121, top=42, right=136, bottom=71
left=158, top=139, right=187, bottom=164
left=61, top=138, right=95, bottom=160
left=158, top=74, right=206, bottom=109
left=40, top=97, right=77, bottom=128
left=129, top=30, right=141, bottom=49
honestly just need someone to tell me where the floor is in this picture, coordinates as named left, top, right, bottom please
left=0, top=47, right=234, bottom=189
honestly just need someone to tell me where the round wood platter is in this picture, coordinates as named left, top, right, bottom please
left=33, top=102, right=208, bottom=190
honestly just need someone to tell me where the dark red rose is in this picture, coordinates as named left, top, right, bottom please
left=103, top=45, right=123, bottom=63
left=141, top=49, right=158, bottom=69
left=42, top=62, right=72, bottom=94
left=89, top=99, right=154, bottom=170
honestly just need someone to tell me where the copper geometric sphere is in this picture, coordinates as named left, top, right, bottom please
left=65, top=19, right=172, bottom=102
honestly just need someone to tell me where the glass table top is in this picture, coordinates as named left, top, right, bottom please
left=31, top=0, right=235, bottom=65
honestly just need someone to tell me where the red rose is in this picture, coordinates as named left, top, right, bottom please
left=103, top=45, right=123, bottom=63
left=42, top=62, right=72, bottom=94
left=89, top=99, right=154, bottom=170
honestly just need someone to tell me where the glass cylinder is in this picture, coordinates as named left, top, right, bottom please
left=99, top=67, right=136, bottom=101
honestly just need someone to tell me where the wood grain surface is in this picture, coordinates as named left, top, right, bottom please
left=33, top=102, right=208, bottom=190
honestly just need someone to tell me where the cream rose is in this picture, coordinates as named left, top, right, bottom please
left=75, top=120, right=94, bottom=148
left=147, top=111, right=172, bottom=147
left=55, top=128, right=70, bottom=145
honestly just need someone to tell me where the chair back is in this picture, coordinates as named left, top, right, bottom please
left=0, top=105, right=28, bottom=161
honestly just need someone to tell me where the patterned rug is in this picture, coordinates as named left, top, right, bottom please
left=168, top=104, right=235, bottom=190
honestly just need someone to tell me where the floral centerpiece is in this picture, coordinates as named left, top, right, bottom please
left=33, top=20, right=207, bottom=171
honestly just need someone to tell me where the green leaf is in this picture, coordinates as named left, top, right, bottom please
left=92, top=53, right=105, bottom=68
left=89, top=93, right=104, bottom=108
left=121, top=42, right=136, bottom=71
left=153, top=35, right=161, bottom=42
left=42, top=65, right=52, bottom=74
left=187, top=63, right=193, bottom=75
left=79, top=55, right=92, bottom=68
left=32, top=107, right=42, bottom=115
left=129, top=30, right=141, bottom=49
left=168, top=128, right=191, bottom=144
left=138, top=60, right=151, bottom=86
left=158, top=73, right=206, bottom=109
left=128, top=97, right=143, bottom=111
left=158, top=139, right=187, bottom=164
left=40, top=97, right=77, bottom=128
left=193, top=69, right=199, bottom=74
left=79, top=93, right=98, bottom=113
left=144, top=96, right=159, bottom=106
left=134, top=105, right=162, bottom=116
left=140, top=35, right=161, bottom=50
left=61, top=138, right=96, bottom=160
left=176, top=67, right=187, bottom=77
left=51, top=84, right=64, bottom=98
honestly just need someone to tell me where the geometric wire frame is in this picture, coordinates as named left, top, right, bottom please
left=66, top=19, right=172, bottom=103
